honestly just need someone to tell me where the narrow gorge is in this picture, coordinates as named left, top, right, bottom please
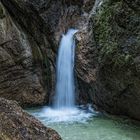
left=0, top=0, right=140, bottom=140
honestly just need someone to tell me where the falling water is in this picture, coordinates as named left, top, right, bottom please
left=26, top=29, right=95, bottom=123
left=54, top=29, right=78, bottom=109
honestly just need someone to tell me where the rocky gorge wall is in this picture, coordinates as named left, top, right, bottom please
left=0, top=0, right=140, bottom=121
left=92, top=0, right=140, bottom=120
left=0, top=3, right=48, bottom=107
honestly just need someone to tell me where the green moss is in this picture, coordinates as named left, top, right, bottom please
left=94, top=0, right=133, bottom=68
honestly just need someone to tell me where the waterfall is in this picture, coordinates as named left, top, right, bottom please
left=54, top=29, right=78, bottom=109
left=29, top=29, right=94, bottom=123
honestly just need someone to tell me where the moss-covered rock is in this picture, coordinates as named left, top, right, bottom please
left=94, top=0, right=139, bottom=68
left=92, top=0, right=140, bottom=120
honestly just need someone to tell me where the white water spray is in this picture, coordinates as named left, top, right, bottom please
left=54, top=29, right=78, bottom=109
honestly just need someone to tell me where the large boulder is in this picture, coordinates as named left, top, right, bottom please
left=0, top=98, right=62, bottom=140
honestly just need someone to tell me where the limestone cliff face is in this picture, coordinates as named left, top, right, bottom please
left=0, top=3, right=47, bottom=107
left=1, top=0, right=140, bottom=121
left=91, top=0, right=140, bottom=120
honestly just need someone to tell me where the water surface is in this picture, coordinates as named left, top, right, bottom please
left=26, top=106, right=140, bottom=140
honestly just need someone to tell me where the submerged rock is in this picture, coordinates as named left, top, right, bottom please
left=0, top=98, right=62, bottom=140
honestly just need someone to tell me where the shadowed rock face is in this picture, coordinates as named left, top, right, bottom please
left=92, top=0, right=140, bottom=120
left=0, top=98, right=62, bottom=140
left=0, top=3, right=47, bottom=107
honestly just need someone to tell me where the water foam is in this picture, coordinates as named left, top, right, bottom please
left=29, top=105, right=98, bottom=124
